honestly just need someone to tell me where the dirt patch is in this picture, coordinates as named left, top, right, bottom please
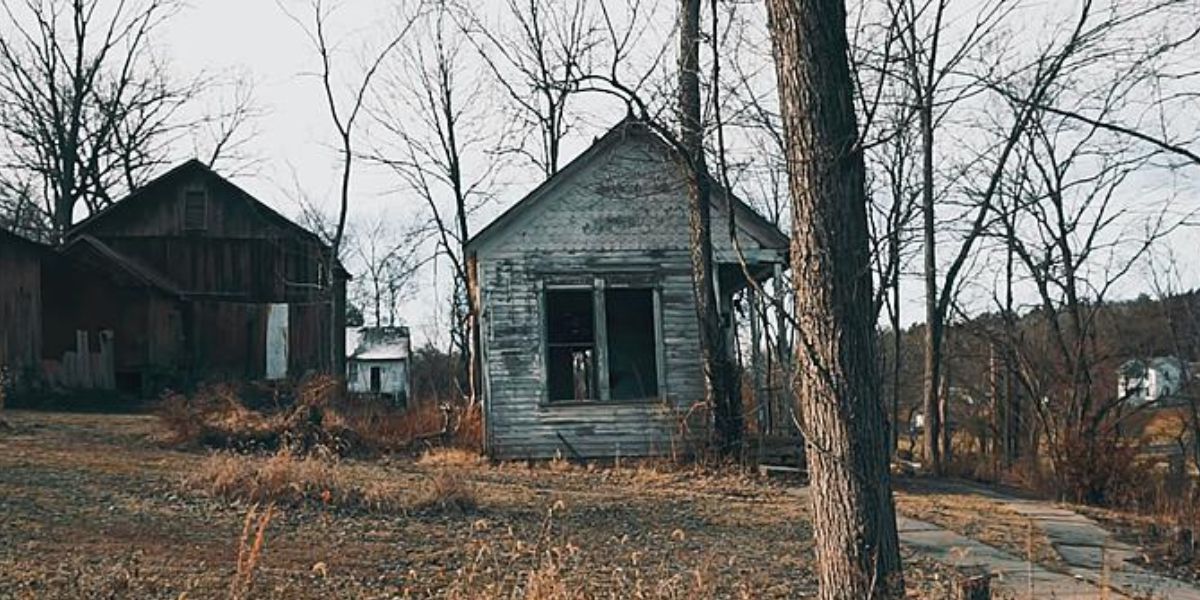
left=0, top=411, right=818, bottom=598
left=1, top=410, right=980, bottom=598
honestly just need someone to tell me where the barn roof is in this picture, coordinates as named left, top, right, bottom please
left=465, top=118, right=789, bottom=254
left=0, top=227, right=54, bottom=253
left=66, top=160, right=348, bottom=277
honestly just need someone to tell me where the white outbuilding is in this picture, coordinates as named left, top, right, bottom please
left=346, top=326, right=411, bottom=405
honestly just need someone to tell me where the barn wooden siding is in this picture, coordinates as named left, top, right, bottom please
left=472, top=124, right=785, bottom=460
left=61, top=160, right=346, bottom=391
left=0, top=231, right=45, bottom=389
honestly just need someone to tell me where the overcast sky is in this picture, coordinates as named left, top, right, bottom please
left=154, top=0, right=1199, bottom=346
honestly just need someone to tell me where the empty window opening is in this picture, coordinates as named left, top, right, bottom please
left=370, top=366, right=382, bottom=393
left=183, top=187, right=209, bottom=231
left=606, top=288, right=659, bottom=399
left=546, top=289, right=595, bottom=401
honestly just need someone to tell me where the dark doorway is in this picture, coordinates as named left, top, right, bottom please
left=370, top=366, right=382, bottom=393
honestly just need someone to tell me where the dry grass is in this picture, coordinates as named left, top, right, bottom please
left=2, top=410, right=1016, bottom=599
left=184, top=450, right=402, bottom=512
left=418, top=446, right=486, bottom=467
left=442, top=523, right=726, bottom=599
left=413, top=471, right=478, bottom=514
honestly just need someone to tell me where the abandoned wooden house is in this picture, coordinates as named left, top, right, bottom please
left=2, top=159, right=348, bottom=396
left=346, top=325, right=412, bottom=405
left=467, top=119, right=789, bottom=460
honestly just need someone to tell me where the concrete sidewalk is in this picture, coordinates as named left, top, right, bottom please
left=998, top=495, right=1200, bottom=600
left=792, top=483, right=1200, bottom=598
left=898, top=515, right=1128, bottom=599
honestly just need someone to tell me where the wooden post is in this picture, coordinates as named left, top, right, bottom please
left=1175, top=526, right=1194, bottom=564
left=749, top=283, right=764, bottom=430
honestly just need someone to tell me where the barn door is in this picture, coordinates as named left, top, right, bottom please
left=265, top=303, right=289, bottom=380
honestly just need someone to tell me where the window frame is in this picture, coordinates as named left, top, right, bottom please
left=181, top=185, right=209, bottom=233
left=539, top=276, right=665, bottom=407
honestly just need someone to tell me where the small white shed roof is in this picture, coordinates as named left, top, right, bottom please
left=346, top=326, right=411, bottom=361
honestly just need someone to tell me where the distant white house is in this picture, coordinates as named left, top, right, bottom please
left=1118, top=357, right=1189, bottom=406
left=346, top=326, right=412, bottom=405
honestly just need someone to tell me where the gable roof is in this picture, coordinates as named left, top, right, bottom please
left=465, top=118, right=789, bottom=254
left=68, top=159, right=327, bottom=246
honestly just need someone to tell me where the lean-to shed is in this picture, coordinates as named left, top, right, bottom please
left=0, top=229, right=50, bottom=391
left=467, top=119, right=789, bottom=459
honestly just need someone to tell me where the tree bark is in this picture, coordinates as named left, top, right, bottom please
left=679, top=0, right=740, bottom=450
left=919, top=84, right=943, bottom=474
left=764, top=0, right=904, bottom=597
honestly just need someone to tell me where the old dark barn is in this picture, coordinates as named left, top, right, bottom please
left=468, top=120, right=789, bottom=460
left=7, top=160, right=348, bottom=396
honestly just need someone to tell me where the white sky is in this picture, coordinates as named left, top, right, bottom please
left=151, top=0, right=1200, bottom=344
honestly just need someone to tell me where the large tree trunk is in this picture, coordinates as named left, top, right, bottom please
left=764, top=0, right=904, bottom=597
left=679, top=0, right=740, bottom=450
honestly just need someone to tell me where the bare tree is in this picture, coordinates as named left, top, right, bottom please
left=886, top=0, right=1015, bottom=473
left=457, top=0, right=597, bottom=178
left=763, top=0, right=904, bottom=596
left=370, top=1, right=497, bottom=403
left=280, top=0, right=419, bottom=374
left=990, top=89, right=1194, bottom=503
left=190, top=73, right=264, bottom=178
left=0, top=0, right=197, bottom=236
left=351, top=219, right=428, bottom=328
left=677, top=0, right=741, bottom=449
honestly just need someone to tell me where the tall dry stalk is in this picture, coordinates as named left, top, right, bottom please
left=229, top=501, right=275, bottom=600
left=1026, top=519, right=1034, bottom=598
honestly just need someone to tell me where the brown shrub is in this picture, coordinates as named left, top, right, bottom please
left=333, top=399, right=447, bottom=453
left=453, top=402, right=484, bottom=450
left=157, top=377, right=457, bottom=456
left=1054, top=429, right=1146, bottom=506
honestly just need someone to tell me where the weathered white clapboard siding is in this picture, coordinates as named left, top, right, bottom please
left=471, top=123, right=784, bottom=460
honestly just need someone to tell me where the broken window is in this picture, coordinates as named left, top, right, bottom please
left=544, top=284, right=660, bottom=403
left=605, top=288, right=659, bottom=399
left=545, top=289, right=596, bottom=401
